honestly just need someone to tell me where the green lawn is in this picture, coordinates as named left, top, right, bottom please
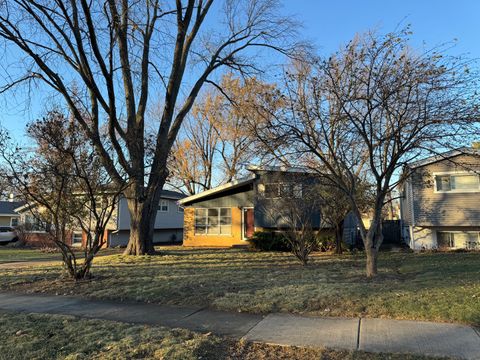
left=0, top=247, right=479, bottom=325
left=0, top=311, right=444, bottom=360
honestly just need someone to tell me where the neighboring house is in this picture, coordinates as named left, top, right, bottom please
left=14, top=202, right=84, bottom=247
left=13, top=189, right=186, bottom=248
left=109, top=190, right=186, bottom=247
left=400, top=147, right=480, bottom=250
left=179, top=166, right=322, bottom=247
left=0, top=200, right=22, bottom=227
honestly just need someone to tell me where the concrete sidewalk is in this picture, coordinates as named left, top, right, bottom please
left=0, top=292, right=479, bottom=359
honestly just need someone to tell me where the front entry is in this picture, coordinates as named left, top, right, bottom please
left=242, top=207, right=254, bottom=240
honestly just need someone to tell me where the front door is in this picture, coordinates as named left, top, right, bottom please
left=243, top=208, right=254, bottom=240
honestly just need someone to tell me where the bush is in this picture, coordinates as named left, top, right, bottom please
left=248, top=231, right=291, bottom=252
left=316, top=233, right=336, bottom=252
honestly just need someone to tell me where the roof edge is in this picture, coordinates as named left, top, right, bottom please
left=408, top=147, right=480, bottom=169
left=178, top=175, right=256, bottom=205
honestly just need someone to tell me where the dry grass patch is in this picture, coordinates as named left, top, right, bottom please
left=0, top=247, right=479, bottom=325
left=0, top=311, right=445, bottom=360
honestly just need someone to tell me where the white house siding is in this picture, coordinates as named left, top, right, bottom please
left=408, top=226, right=480, bottom=250
left=408, top=227, right=435, bottom=250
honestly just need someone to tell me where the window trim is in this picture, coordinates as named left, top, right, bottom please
left=10, top=217, right=19, bottom=227
left=194, top=207, right=232, bottom=236
left=158, top=199, right=169, bottom=212
left=433, top=171, right=480, bottom=194
left=72, top=231, right=83, bottom=246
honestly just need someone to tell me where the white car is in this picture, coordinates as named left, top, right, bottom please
left=0, top=226, right=18, bottom=244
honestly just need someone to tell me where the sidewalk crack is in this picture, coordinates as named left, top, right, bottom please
left=181, top=306, right=206, bottom=319
left=356, top=318, right=362, bottom=350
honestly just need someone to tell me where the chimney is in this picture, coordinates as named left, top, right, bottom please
left=8, top=193, right=14, bottom=202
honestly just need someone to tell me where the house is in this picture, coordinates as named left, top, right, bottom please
left=0, top=200, right=22, bottom=227
left=400, top=147, right=480, bottom=250
left=109, top=190, right=186, bottom=247
left=13, top=189, right=186, bottom=248
left=14, top=202, right=88, bottom=247
left=179, top=166, right=322, bottom=247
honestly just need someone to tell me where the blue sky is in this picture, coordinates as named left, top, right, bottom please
left=282, top=0, right=480, bottom=58
left=1, top=0, right=479, bottom=139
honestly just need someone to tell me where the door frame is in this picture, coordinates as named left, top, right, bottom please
left=241, top=207, right=254, bottom=240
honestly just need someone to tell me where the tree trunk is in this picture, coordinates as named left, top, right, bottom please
left=123, top=179, right=166, bottom=255
left=335, top=220, right=344, bottom=254
left=365, top=246, right=378, bottom=277
left=365, top=220, right=383, bottom=277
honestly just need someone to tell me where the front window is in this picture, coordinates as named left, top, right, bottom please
left=435, top=174, right=479, bottom=192
left=263, top=183, right=302, bottom=199
left=437, top=231, right=479, bottom=250
left=158, top=200, right=169, bottom=212
left=10, top=218, right=18, bottom=227
left=72, top=232, right=83, bottom=245
left=195, top=208, right=232, bottom=235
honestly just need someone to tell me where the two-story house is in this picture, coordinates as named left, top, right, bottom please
left=109, top=190, right=186, bottom=246
left=13, top=189, right=186, bottom=248
left=400, top=148, right=480, bottom=250
left=179, top=166, right=322, bottom=247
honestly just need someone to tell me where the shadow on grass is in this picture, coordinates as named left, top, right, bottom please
left=0, top=249, right=479, bottom=325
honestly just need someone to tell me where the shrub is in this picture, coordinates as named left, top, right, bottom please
left=316, top=233, right=336, bottom=252
left=248, top=231, right=291, bottom=252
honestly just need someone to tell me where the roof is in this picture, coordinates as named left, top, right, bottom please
left=0, top=201, right=24, bottom=216
left=178, top=175, right=256, bottom=205
left=246, top=165, right=314, bottom=174
left=407, top=147, right=480, bottom=169
left=160, top=189, right=187, bottom=200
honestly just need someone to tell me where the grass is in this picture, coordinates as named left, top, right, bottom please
left=0, top=247, right=121, bottom=264
left=0, top=247, right=479, bottom=325
left=0, top=248, right=63, bottom=263
left=0, top=311, right=445, bottom=360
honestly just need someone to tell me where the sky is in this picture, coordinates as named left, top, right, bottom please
left=281, top=0, right=480, bottom=58
left=1, top=0, right=479, bottom=140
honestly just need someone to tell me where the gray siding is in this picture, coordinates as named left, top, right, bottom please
left=410, top=154, right=480, bottom=227
left=109, top=229, right=183, bottom=247
left=117, top=197, right=184, bottom=230
left=253, top=170, right=322, bottom=229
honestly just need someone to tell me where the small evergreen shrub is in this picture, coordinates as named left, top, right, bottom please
left=248, top=231, right=291, bottom=252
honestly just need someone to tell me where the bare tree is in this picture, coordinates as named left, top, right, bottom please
left=0, top=0, right=299, bottom=255
left=253, top=29, right=480, bottom=276
left=258, top=174, right=322, bottom=265
left=0, top=111, right=122, bottom=280
left=168, top=100, right=220, bottom=195
left=168, top=74, right=279, bottom=195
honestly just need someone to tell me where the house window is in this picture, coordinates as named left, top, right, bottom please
left=264, top=183, right=280, bottom=198
left=435, top=173, right=479, bottom=192
left=10, top=218, right=18, bottom=227
left=158, top=200, right=169, bottom=212
left=72, top=232, right=83, bottom=245
left=194, top=208, right=232, bottom=235
left=177, top=205, right=184, bottom=213
left=264, top=183, right=302, bottom=199
left=437, top=231, right=479, bottom=250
